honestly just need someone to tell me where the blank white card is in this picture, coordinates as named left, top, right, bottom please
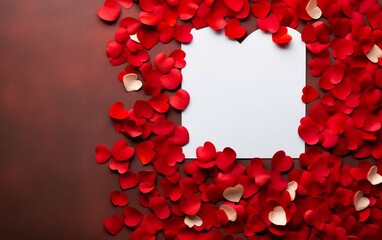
left=181, top=27, right=305, bottom=158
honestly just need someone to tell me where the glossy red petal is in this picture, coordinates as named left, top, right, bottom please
left=271, top=150, right=294, bottom=173
left=112, top=140, right=135, bottom=161
left=302, top=85, right=320, bottom=103
left=258, top=14, right=279, bottom=33
left=120, top=170, right=139, bottom=190
left=272, top=26, right=292, bottom=45
left=224, top=0, right=244, bottom=12
left=215, top=147, right=237, bottom=172
left=225, top=18, right=246, bottom=39
left=109, top=102, right=129, bottom=120
left=251, top=0, right=271, bottom=19
left=196, top=141, right=216, bottom=163
left=103, top=213, right=125, bottom=235
left=123, top=207, right=143, bottom=227
left=110, top=191, right=129, bottom=206
left=97, top=0, right=121, bottom=22
left=149, top=196, right=171, bottom=220
left=169, top=89, right=190, bottom=111
left=136, top=140, right=156, bottom=165
left=180, top=194, right=202, bottom=215
left=95, top=144, right=112, bottom=164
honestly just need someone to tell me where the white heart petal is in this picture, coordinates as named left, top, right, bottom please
left=219, top=204, right=237, bottom=222
left=223, top=184, right=244, bottom=203
left=354, top=191, right=370, bottom=211
left=306, top=0, right=322, bottom=19
left=286, top=181, right=298, bottom=201
left=367, top=166, right=382, bottom=185
left=130, top=34, right=140, bottom=43
left=184, top=215, right=203, bottom=228
left=366, top=44, right=382, bottom=63
left=268, top=206, right=287, bottom=226
left=123, top=73, right=142, bottom=92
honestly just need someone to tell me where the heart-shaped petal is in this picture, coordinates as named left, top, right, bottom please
left=136, top=140, right=156, bottom=165
left=223, top=184, right=244, bottom=203
left=103, top=213, right=124, bottom=235
left=169, top=89, right=190, bottom=111
left=123, top=73, right=142, bottom=92
left=272, top=26, right=292, bottom=45
left=110, top=191, right=128, bottom=206
left=95, top=144, right=112, bottom=164
left=354, top=191, right=370, bottom=211
left=268, top=206, right=287, bottom=226
left=97, top=0, right=121, bottom=22
left=123, top=207, right=143, bottom=227
left=366, top=44, right=382, bottom=63
left=219, top=204, right=237, bottom=221
left=184, top=215, right=203, bottom=228
left=306, top=0, right=322, bottom=19
left=286, top=181, right=298, bottom=201
left=112, top=140, right=135, bottom=161
left=302, top=85, right=320, bottom=103
left=367, top=166, right=382, bottom=185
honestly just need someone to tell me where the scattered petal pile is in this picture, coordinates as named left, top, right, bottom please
left=95, top=0, right=382, bottom=239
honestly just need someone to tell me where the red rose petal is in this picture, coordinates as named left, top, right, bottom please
left=95, top=144, right=112, bottom=164
left=148, top=93, right=169, bottom=113
left=160, top=68, right=182, bottom=90
left=97, top=0, right=121, bottom=22
left=136, top=140, right=156, bottom=165
left=118, top=0, right=132, bottom=9
left=154, top=53, right=175, bottom=74
left=169, top=49, right=186, bottom=69
left=251, top=0, right=271, bottom=19
left=152, top=116, right=175, bottom=135
left=215, top=147, right=237, bottom=172
left=137, top=28, right=160, bottom=50
left=298, top=117, right=321, bottom=145
left=224, top=0, right=244, bottom=12
left=169, top=89, right=190, bottom=111
left=302, top=85, right=320, bottom=103
left=109, top=159, right=129, bottom=174
left=149, top=196, right=171, bottom=220
left=123, top=207, right=143, bottom=227
left=168, top=126, right=189, bottom=146
left=196, top=141, right=216, bottom=163
left=139, top=7, right=163, bottom=26
left=272, top=26, right=292, bottom=45
left=120, top=170, right=139, bottom=190
left=110, top=191, right=129, bottom=206
left=134, top=100, right=154, bottom=119
left=258, top=14, right=280, bottom=33
left=207, top=12, right=227, bottom=30
left=109, top=102, right=129, bottom=120
left=180, top=194, right=202, bottom=215
left=271, top=150, right=293, bottom=172
left=112, top=140, right=135, bottom=161
left=225, top=18, right=246, bottom=39
left=174, top=24, right=193, bottom=43
left=103, top=213, right=124, bottom=235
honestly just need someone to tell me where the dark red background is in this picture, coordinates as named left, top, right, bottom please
left=0, top=1, right=377, bottom=239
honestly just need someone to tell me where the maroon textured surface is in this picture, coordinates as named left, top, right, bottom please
left=0, top=1, right=372, bottom=239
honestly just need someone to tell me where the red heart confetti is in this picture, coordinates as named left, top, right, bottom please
left=302, top=85, right=320, bottom=103
left=225, top=18, right=246, bottom=39
left=97, top=0, right=121, bottom=22
left=103, top=213, right=124, bottom=235
left=123, top=207, right=143, bottom=227
left=94, top=144, right=112, bottom=164
left=110, top=191, right=129, bottom=206
left=169, top=89, right=190, bottom=111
